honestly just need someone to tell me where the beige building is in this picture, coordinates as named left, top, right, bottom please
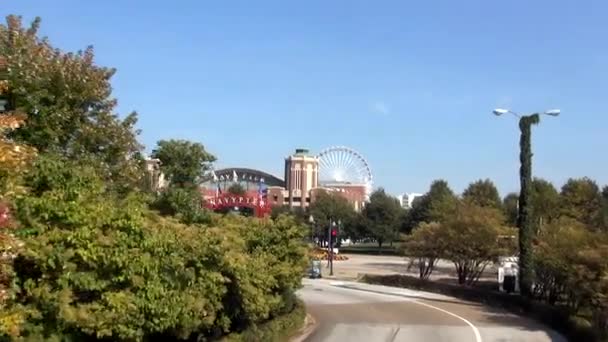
left=284, top=148, right=319, bottom=208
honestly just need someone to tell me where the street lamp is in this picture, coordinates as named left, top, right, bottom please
left=494, top=107, right=560, bottom=296
left=308, top=215, right=315, bottom=245
left=493, top=108, right=561, bottom=118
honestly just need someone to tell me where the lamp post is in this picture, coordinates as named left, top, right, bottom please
left=329, top=220, right=337, bottom=276
left=308, top=215, right=315, bottom=245
left=493, top=108, right=560, bottom=296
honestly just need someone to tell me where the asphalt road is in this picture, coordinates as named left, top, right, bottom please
left=297, top=279, right=565, bottom=342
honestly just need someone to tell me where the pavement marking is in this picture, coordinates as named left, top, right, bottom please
left=331, top=282, right=483, bottom=342
left=410, top=299, right=482, bottom=342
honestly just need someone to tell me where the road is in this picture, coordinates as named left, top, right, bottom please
left=297, top=279, right=565, bottom=342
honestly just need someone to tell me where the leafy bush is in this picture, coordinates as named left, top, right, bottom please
left=222, top=300, right=306, bottom=342
left=403, top=201, right=516, bottom=285
left=152, top=187, right=211, bottom=225
left=0, top=157, right=308, bottom=341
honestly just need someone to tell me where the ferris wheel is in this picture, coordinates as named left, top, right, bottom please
left=317, top=146, right=373, bottom=198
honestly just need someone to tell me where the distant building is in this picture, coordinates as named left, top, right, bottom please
left=398, top=192, right=424, bottom=209
left=144, top=157, right=167, bottom=192
left=201, top=148, right=367, bottom=214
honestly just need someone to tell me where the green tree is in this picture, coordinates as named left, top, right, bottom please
left=402, top=222, right=444, bottom=280
left=403, top=179, right=457, bottom=232
left=530, top=178, right=560, bottom=234
left=308, top=191, right=355, bottom=242
left=560, top=177, right=603, bottom=229
left=151, top=139, right=216, bottom=188
left=2, top=156, right=308, bottom=339
left=1, top=16, right=144, bottom=191
left=462, top=179, right=502, bottom=209
left=441, top=201, right=513, bottom=285
left=362, top=189, right=403, bottom=251
left=227, top=183, right=246, bottom=195
left=503, top=192, right=519, bottom=227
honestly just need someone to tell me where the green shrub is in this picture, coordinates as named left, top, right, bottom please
left=152, top=187, right=211, bottom=225
left=0, top=157, right=308, bottom=341
left=222, top=300, right=306, bottom=342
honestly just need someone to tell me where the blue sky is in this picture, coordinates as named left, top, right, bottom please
left=3, top=0, right=608, bottom=196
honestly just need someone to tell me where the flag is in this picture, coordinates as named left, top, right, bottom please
left=258, top=181, right=267, bottom=206
left=211, top=170, right=218, bottom=182
left=232, top=170, right=238, bottom=182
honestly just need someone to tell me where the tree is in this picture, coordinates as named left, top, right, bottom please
left=151, top=139, right=216, bottom=188
left=227, top=183, right=246, bottom=195
left=560, top=177, right=603, bottom=229
left=0, top=16, right=144, bottom=191
left=2, top=156, right=308, bottom=339
left=503, top=192, right=519, bottom=227
left=441, top=201, right=514, bottom=285
left=308, top=191, right=355, bottom=242
left=362, top=189, right=403, bottom=251
left=402, top=222, right=444, bottom=280
left=402, top=179, right=457, bottom=233
left=530, top=178, right=560, bottom=234
left=462, top=179, right=502, bottom=209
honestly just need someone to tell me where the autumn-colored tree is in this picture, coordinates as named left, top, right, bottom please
left=503, top=192, right=519, bottom=226
left=402, top=222, right=445, bottom=280
left=0, top=16, right=144, bottom=192
left=462, top=179, right=502, bottom=209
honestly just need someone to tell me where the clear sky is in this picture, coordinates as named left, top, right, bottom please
left=3, top=0, right=607, bottom=196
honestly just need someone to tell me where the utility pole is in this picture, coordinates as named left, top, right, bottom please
left=493, top=108, right=560, bottom=296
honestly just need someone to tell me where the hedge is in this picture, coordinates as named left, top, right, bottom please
left=222, top=299, right=306, bottom=342
left=361, top=274, right=599, bottom=342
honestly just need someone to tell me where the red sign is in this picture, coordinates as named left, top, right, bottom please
left=203, top=192, right=271, bottom=218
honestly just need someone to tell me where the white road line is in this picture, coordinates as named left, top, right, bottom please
left=325, top=281, right=483, bottom=342
left=410, top=299, right=482, bottom=342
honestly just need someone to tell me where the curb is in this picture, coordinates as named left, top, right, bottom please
left=290, top=313, right=317, bottom=342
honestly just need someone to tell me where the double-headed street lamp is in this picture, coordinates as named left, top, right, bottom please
left=493, top=107, right=560, bottom=296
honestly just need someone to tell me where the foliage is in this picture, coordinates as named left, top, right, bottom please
left=560, top=177, right=603, bottom=229
left=308, top=190, right=355, bottom=240
left=227, top=183, right=246, bottom=196
left=0, top=114, right=35, bottom=196
left=402, top=222, right=443, bottom=279
left=402, top=179, right=457, bottom=233
left=362, top=189, right=403, bottom=250
left=0, top=16, right=144, bottom=192
left=599, top=186, right=608, bottom=231
left=517, top=113, right=540, bottom=297
left=222, top=300, right=305, bottom=342
left=462, top=178, right=502, bottom=209
left=152, top=187, right=211, bottom=225
left=503, top=192, right=519, bottom=226
left=407, top=201, right=514, bottom=285
left=530, top=178, right=560, bottom=234
left=151, top=139, right=216, bottom=188
left=0, top=158, right=308, bottom=340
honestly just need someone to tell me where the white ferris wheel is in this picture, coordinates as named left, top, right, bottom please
left=317, top=146, right=373, bottom=198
